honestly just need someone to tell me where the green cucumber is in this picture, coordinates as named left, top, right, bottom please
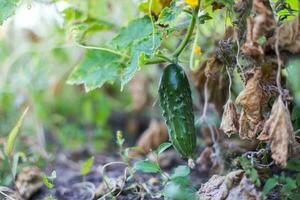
left=158, top=63, right=196, bottom=159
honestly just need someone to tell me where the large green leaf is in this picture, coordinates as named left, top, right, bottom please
left=67, top=50, right=121, bottom=92
left=0, top=0, right=19, bottom=24
left=121, top=33, right=162, bottom=89
left=71, top=19, right=115, bottom=43
left=112, top=16, right=153, bottom=49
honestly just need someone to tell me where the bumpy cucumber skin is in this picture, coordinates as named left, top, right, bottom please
left=158, top=64, right=196, bottom=158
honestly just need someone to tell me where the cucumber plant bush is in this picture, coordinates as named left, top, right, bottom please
left=1, top=0, right=300, bottom=199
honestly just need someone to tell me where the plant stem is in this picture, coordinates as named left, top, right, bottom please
left=144, top=57, right=167, bottom=65
left=173, top=5, right=199, bottom=59
left=75, top=43, right=128, bottom=58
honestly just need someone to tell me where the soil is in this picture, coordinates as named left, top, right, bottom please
left=30, top=149, right=210, bottom=200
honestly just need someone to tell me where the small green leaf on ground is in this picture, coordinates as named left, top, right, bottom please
left=81, top=156, right=94, bottom=175
left=262, top=177, right=278, bottom=196
left=171, top=165, right=190, bottom=179
left=286, top=158, right=300, bottom=172
left=133, top=160, right=161, bottom=173
left=42, top=172, right=56, bottom=189
left=237, top=156, right=261, bottom=187
left=164, top=181, right=197, bottom=200
left=156, top=142, right=172, bottom=155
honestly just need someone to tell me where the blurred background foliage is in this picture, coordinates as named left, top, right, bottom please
left=0, top=0, right=300, bottom=187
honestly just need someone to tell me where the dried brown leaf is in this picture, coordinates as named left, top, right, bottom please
left=268, top=15, right=300, bottom=53
left=198, top=170, right=243, bottom=200
left=242, top=18, right=265, bottom=57
left=220, top=100, right=239, bottom=136
left=226, top=176, right=264, bottom=200
left=236, top=69, right=266, bottom=139
left=136, top=119, right=168, bottom=153
left=242, top=0, right=276, bottom=57
left=198, top=170, right=264, bottom=200
left=16, top=166, right=43, bottom=200
left=205, top=56, right=222, bottom=78
left=196, top=147, right=213, bottom=171
left=257, top=97, right=296, bottom=166
left=192, top=61, right=228, bottom=115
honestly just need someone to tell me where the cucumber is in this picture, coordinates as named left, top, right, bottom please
left=158, top=63, right=196, bottom=159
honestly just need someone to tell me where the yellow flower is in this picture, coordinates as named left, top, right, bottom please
left=185, top=0, right=199, bottom=7
left=194, top=44, right=202, bottom=55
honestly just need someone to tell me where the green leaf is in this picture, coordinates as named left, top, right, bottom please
left=71, top=19, right=114, bottom=43
left=121, top=33, right=162, bottom=89
left=164, top=181, right=197, bottom=200
left=67, top=50, right=121, bottom=92
left=296, top=173, right=300, bottom=188
left=12, top=152, right=26, bottom=178
left=139, top=0, right=163, bottom=16
left=281, top=177, right=297, bottom=198
left=198, top=12, right=212, bottom=24
left=237, top=156, right=261, bottom=187
left=158, top=1, right=180, bottom=26
left=286, top=158, right=300, bottom=172
left=262, top=177, right=278, bottom=196
left=156, top=142, right=172, bottom=155
left=5, top=107, right=29, bottom=156
left=133, top=160, right=161, bottom=173
left=0, top=0, right=19, bottom=25
left=80, top=156, right=94, bottom=175
left=42, top=172, right=56, bottom=189
left=171, top=165, right=190, bottom=179
left=257, top=36, right=267, bottom=45
left=112, top=16, right=153, bottom=49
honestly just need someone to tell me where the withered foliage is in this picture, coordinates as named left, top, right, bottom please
left=192, top=59, right=228, bottom=114
left=241, top=0, right=276, bottom=57
left=268, top=14, right=300, bottom=53
left=196, top=146, right=213, bottom=171
left=220, top=100, right=239, bottom=136
left=198, top=170, right=263, bottom=200
left=258, top=97, right=296, bottom=166
left=16, top=166, right=43, bottom=199
left=136, top=119, right=168, bottom=153
left=235, top=69, right=266, bottom=139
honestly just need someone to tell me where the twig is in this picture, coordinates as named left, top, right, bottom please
left=100, top=161, right=128, bottom=194
left=235, top=37, right=246, bottom=82
left=200, top=78, right=210, bottom=121
left=226, top=66, right=232, bottom=100
left=275, top=29, right=283, bottom=97
left=0, top=190, right=15, bottom=200
left=294, top=129, right=300, bottom=135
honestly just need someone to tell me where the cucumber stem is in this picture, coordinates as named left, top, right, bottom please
left=173, top=5, right=200, bottom=59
